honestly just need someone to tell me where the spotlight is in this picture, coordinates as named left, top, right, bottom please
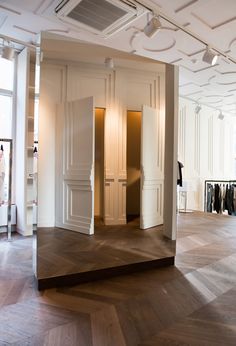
left=218, top=111, right=224, bottom=120
left=104, top=57, right=114, bottom=69
left=195, top=104, right=201, bottom=114
left=143, top=15, right=162, bottom=38
left=202, top=47, right=218, bottom=66
left=1, top=45, right=15, bottom=61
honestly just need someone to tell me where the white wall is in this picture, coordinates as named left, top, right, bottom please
left=38, top=64, right=66, bottom=227
left=178, top=97, right=235, bottom=211
left=163, top=64, right=178, bottom=240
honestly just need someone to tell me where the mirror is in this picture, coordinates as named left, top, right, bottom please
left=35, top=32, right=177, bottom=289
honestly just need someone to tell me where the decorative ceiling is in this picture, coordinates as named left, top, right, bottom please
left=1, top=0, right=236, bottom=116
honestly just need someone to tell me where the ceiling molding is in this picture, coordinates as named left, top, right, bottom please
left=34, top=0, right=55, bottom=15
left=175, top=0, right=199, bottom=14
left=13, top=25, right=37, bottom=35
left=0, top=5, right=21, bottom=15
left=0, top=14, right=7, bottom=29
left=143, top=37, right=176, bottom=53
left=191, top=12, right=236, bottom=30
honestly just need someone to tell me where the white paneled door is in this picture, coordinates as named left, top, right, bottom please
left=55, top=97, right=94, bottom=235
left=140, top=105, right=164, bottom=229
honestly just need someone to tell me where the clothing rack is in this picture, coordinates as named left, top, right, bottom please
left=0, top=138, right=13, bottom=241
left=204, top=179, right=236, bottom=213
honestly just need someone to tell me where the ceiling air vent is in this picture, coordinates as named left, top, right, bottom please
left=55, top=0, right=146, bottom=37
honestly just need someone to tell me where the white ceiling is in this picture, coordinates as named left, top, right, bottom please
left=1, top=0, right=236, bottom=116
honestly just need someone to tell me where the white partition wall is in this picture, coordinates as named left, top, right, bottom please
left=163, top=65, right=179, bottom=240
left=38, top=35, right=171, bottom=233
left=15, top=48, right=35, bottom=236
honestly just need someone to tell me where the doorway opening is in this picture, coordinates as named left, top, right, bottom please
left=94, top=108, right=105, bottom=225
left=127, top=110, right=141, bottom=223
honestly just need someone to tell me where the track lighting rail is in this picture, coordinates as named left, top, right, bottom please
left=135, top=0, right=236, bottom=65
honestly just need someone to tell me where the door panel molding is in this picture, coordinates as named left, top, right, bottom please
left=140, top=105, right=164, bottom=229
left=55, top=97, right=94, bottom=235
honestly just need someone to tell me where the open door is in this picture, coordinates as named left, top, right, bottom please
left=55, top=97, right=94, bottom=235
left=140, top=105, right=164, bottom=229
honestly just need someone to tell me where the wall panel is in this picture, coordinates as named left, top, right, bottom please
left=67, top=65, right=113, bottom=107
left=38, top=63, right=66, bottom=227
left=179, top=97, right=235, bottom=212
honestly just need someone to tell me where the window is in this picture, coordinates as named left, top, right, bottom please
left=0, top=95, right=12, bottom=138
left=0, top=57, right=14, bottom=205
left=0, top=56, right=14, bottom=139
left=0, top=57, right=14, bottom=91
left=234, top=126, right=236, bottom=176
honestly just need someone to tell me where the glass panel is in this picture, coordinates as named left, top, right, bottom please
left=0, top=95, right=12, bottom=139
left=35, top=64, right=40, bottom=94
left=34, top=97, right=39, bottom=142
left=0, top=57, right=14, bottom=91
left=234, top=126, right=236, bottom=175
left=0, top=141, right=10, bottom=205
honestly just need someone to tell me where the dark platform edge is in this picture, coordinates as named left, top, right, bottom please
left=36, top=256, right=175, bottom=290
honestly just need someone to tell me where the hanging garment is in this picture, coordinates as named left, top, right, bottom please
left=230, top=185, right=235, bottom=215
left=177, top=161, right=184, bottom=187
left=233, top=185, right=236, bottom=212
left=33, top=148, right=38, bottom=204
left=207, top=183, right=213, bottom=212
left=221, top=184, right=226, bottom=212
left=213, top=184, right=221, bottom=213
left=225, top=184, right=234, bottom=215
left=0, top=149, right=6, bottom=204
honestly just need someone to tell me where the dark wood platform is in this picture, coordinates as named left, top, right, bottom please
left=36, top=218, right=175, bottom=289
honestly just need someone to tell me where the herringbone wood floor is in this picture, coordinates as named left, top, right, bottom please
left=0, top=212, right=236, bottom=345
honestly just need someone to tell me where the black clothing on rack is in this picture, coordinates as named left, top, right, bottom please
left=177, top=161, right=184, bottom=187
left=214, top=184, right=221, bottom=213
left=205, top=180, right=236, bottom=216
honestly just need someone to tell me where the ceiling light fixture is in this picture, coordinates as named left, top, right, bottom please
left=135, top=1, right=236, bottom=65
left=218, top=111, right=224, bottom=120
left=143, top=15, right=162, bottom=38
left=202, top=46, right=218, bottom=66
left=156, top=10, right=235, bottom=64
left=1, top=45, right=15, bottom=61
left=104, top=57, right=114, bottom=69
left=127, top=2, right=236, bottom=64
left=1, top=39, right=15, bottom=61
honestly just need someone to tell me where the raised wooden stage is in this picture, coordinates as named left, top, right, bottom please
left=36, top=218, right=175, bottom=289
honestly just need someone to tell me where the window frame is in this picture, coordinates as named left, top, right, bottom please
left=0, top=57, right=16, bottom=204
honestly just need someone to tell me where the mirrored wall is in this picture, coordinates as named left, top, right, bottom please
left=35, top=32, right=177, bottom=289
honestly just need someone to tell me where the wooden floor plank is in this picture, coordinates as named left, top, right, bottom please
left=91, top=305, right=126, bottom=346
left=0, top=212, right=236, bottom=345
